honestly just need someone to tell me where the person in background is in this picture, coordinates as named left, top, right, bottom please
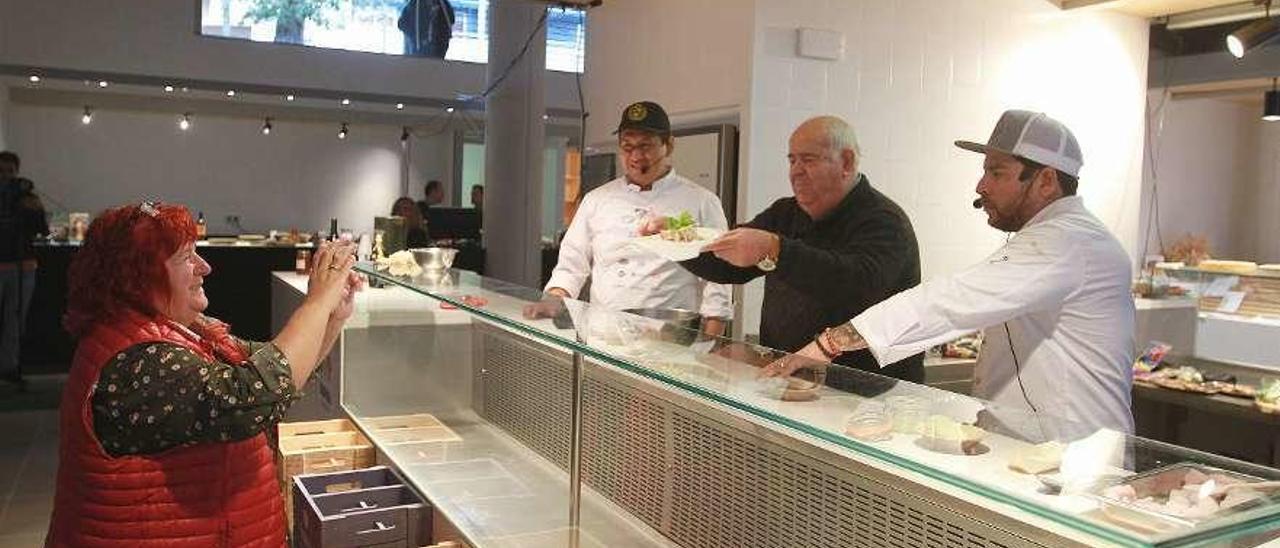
left=0, top=150, right=48, bottom=391
left=46, top=202, right=362, bottom=546
left=392, top=196, right=430, bottom=249
left=417, top=179, right=445, bottom=218
left=399, top=0, right=454, bottom=59
left=661, top=116, right=923, bottom=390
left=770, top=110, right=1136, bottom=435
left=471, top=184, right=484, bottom=213
left=528, top=101, right=733, bottom=335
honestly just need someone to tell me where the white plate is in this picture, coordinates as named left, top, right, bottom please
left=630, top=227, right=724, bottom=262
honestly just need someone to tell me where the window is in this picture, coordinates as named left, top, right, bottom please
left=199, top=0, right=585, bottom=73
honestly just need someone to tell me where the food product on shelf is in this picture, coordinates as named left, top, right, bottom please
left=1257, top=379, right=1280, bottom=414
left=1008, top=441, right=1064, bottom=475
left=885, top=396, right=928, bottom=435
left=845, top=402, right=892, bottom=442
left=1093, top=464, right=1267, bottom=527
left=374, top=250, right=422, bottom=277
left=1197, top=259, right=1258, bottom=274
left=1204, top=381, right=1257, bottom=399
left=919, top=415, right=986, bottom=455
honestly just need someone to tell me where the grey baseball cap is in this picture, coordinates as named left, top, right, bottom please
left=955, top=110, right=1083, bottom=178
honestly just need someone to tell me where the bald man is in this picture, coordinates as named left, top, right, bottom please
left=675, top=116, right=923, bottom=389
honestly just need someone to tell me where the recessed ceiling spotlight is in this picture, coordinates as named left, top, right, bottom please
left=285, top=94, right=295, bottom=101
left=226, top=90, right=236, bottom=97
left=28, top=75, right=40, bottom=83
left=396, top=103, right=405, bottom=110
left=446, top=106, right=455, bottom=113
left=341, top=98, right=351, bottom=106
left=98, top=80, right=109, bottom=88
left=164, top=85, right=175, bottom=92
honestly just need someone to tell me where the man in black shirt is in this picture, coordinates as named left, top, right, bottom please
left=673, top=116, right=923, bottom=389
left=0, top=151, right=49, bottom=390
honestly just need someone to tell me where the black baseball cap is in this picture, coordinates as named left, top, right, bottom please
left=614, top=101, right=671, bottom=136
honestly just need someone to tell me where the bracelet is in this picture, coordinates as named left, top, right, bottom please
left=813, top=332, right=840, bottom=359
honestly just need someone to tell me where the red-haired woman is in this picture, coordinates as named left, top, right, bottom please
left=46, top=201, right=361, bottom=547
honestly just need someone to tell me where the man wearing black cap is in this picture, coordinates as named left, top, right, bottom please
left=532, top=101, right=732, bottom=333
left=770, top=110, right=1136, bottom=436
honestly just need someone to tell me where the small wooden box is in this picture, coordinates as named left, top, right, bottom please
left=293, top=467, right=431, bottom=548
left=277, top=420, right=375, bottom=530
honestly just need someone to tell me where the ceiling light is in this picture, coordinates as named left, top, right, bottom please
left=285, top=94, right=295, bottom=101
left=28, top=75, right=40, bottom=83
left=542, top=114, right=549, bottom=120
left=81, top=106, right=93, bottom=125
left=445, top=106, right=455, bottom=113
left=338, top=122, right=349, bottom=140
left=181, top=86, right=189, bottom=93
left=1228, top=3, right=1278, bottom=58
left=179, top=113, right=192, bottom=131
left=98, top=80, right=109, bottom=88
left=396, top=103, right=405, bottom=110
left=1266, top=79, right=1280, bottom=121
left=262, top=117, right=273, bottom=135
left=341, top=98, right=351, bottom=105
left=227, top=90, right=236, bottom=97
left=164, top=84, right=175, bottom=92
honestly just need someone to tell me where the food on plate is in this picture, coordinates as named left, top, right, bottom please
left=659, top=211, right=701, bottom=242
left=375, top=250, right=422, bottom=277
left=1095, top=465, right=1266, bottom=523
left=754, top=376, right=821, bottom=401
left=1009, top=441, right=1065, bottom=475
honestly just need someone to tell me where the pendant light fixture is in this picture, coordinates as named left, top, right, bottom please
left=1228, top=1, right=1278, bottom=58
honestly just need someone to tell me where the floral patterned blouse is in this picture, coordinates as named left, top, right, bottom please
left=91, top=338, right=298, bottom=457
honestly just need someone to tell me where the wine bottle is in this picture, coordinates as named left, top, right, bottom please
left=196, top=211, right=207, bottom=240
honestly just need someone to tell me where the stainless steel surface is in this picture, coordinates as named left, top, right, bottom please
left=472, top=324, right=1064, bottom=548
left=411, top=246, right=459, bottom=270
left=569, top=350, right=584, bottom=548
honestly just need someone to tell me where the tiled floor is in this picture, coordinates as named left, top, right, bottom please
left=0, top=406, right=57, bottom=547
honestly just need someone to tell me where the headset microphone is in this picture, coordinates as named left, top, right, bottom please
left=972, top=198, right=983, bottom=209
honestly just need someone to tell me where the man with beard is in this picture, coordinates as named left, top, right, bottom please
left=770, top=110, right=1136, bottom=436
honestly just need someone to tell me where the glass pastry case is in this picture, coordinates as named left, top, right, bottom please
left=340, top=264, right=1280, bottom=548
left=1154, top=264, right=1280, bottom=320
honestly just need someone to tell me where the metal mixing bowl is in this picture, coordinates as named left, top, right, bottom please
left=622, top=307, right=703, bottom=345
left=410, top=247, right=459, bottom=270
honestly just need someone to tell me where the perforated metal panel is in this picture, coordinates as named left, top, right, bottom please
left=474, top=326, right=1052, bottom=548
left=477, top=332, right=572, bottom=468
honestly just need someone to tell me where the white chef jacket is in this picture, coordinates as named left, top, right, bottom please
left=850, top=196, right=1136, bottom=434
left=546, top=170, right=733, bottom=319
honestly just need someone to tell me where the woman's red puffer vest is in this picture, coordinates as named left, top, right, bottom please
left=46, top=310, right=286, bottom=547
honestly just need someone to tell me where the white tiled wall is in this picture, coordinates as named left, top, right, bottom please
left=738, top=0, right=1150, bottom=334
left=582, top=0, right=1150, bottom=336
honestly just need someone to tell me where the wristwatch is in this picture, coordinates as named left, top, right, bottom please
left=757, top=233, right=780, bottom=272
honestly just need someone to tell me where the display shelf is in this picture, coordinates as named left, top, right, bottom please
left=342, top=264, right=1280, bottom=547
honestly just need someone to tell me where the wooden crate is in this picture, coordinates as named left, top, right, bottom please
left=278, top=420, right=375, bottom=531
left=293, top=467, right=431, bottom=548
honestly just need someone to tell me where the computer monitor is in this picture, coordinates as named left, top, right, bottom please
left=425, top=207, right=482, bottom=240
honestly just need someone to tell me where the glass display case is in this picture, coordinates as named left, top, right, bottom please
left=341, top=264, right=1280, bottom=548
left=1155, top=265, right=1280, bottom=320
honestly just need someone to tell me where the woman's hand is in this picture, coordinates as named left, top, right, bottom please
left=306, top=241, right=357, bottom=311
left=330, top=272, right=364, bottom=323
